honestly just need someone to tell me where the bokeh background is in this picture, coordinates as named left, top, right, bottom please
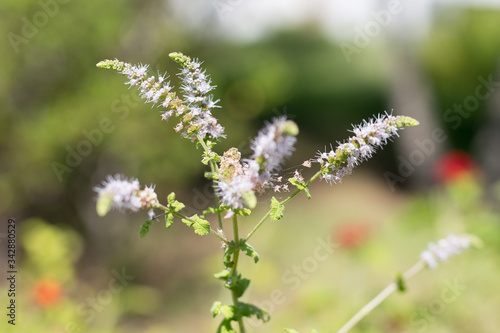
left=1, top=0, right=500, bottom=332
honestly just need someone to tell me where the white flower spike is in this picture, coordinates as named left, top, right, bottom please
left=420, top=234, right=476, bottom=269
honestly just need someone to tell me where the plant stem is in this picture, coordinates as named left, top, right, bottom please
left=196, top=134, right=224, bottom=232
left=336, top=260, right=426, bottom=333
left=245, top=170, right=322, bottom=242
left=230, top=215, right=245, bottom=333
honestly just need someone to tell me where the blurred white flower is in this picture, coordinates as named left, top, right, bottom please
left=420, top=234, right=473, bottom=269
left=94, top=174, right=159, bottom=216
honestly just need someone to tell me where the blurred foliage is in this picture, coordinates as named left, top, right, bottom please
left=3, top=170, right=499, bottom=332
left=1, top=2, right=499, bottom=230
left=1, top=1, right=500, bottom=332
left=421, top=9, right=500, bottom=150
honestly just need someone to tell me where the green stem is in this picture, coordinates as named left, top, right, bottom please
left=196, top=134, right=224, bottom=232
left=336, top=260, right=426, bottom=333
left=245, top=170, right=322, bottom=242
left=230, top=215, right=245, bottom=333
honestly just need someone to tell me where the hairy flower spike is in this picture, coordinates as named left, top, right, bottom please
left=420, top=234, right=476, bottom=269
left=251, top=117, right=298, bottom=181
left=317, top=113, right=418, bottom=184
left=216, top=117, right=298, bottom=211
left=97, top=54, right=225, bottom=142
left=169, top=52, right=225, bottom=141
left=94, top=174, right=159, bottom=216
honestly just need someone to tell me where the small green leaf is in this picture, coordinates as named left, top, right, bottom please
left=284, top=329, right=299, bottom=333
left=202, top=206, right=220, bottom=218
left=241, top=242, right=260, bottom=263
left=182, top=214, right=210, bottom=236
left=279, top=120, right=299, bottom=136
left=167, top=192, right=176, bottom=204
left=139, top=220, right=153, bottom=238
left=214, top=269, right=231, bottom=280
left=233, top=208, right=251, bottom=216
left=171, top=200, right=185, bottom=212
left=226, top=276, right=250, bottom=298
left=220, top=305, right=235, bottom=320
left=394, top=115, right=419, bottom=127
left=218, top=320, right=236, bottom=333
left=211, top=301, right=222, bottom=317
left=96, top=193, right=113, bottom=216
left=239, top=302, right=270, bottom=322
left=165, top=213, right=174, bottom=229
left=396, top=273, right=406, bottom=292
left=242, top=191, right=257, bottom=209
left=270, top=197, right=284, bottom=222
left=288, top=178, right=312, bottom=199
left=223, top=246, right=235, bottom=269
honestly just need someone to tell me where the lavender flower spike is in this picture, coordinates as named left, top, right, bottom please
left=216, top=117, right=298, bottom=211
left=97, top=59, right=177, bottom=110
left=317, top=113, right=418, bottom=184
left=420, top=234, right=478, bottom=269
left=97, top=53, right=225, bottom=142
left=169, top=52, right=225, bottom=141
left=94, top=174, right=159, bottom=216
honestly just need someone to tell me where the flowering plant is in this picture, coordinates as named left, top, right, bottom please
left=94, top=52, right=477, bottom=332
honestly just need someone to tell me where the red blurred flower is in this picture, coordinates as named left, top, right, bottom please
left=335, top=223, right=370, bottom=249
left=433, top=150, right=479, bottom=184
left=33, top=278, right=62, bottom=308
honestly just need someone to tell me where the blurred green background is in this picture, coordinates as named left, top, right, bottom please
left=1, top=1, right=500, bottom=332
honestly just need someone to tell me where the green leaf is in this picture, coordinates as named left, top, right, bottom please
left=223, top=246, right=235, bottom=269
left=182, top=214, right=210, bottom=236
left=241, top=242, right=260, bottom=263
left=211, top=301, right=222, bottom=317
left=288, top=178, right=312, bottom=199
left=233, top=208, right=251, bottom=216
left=220, top=305, right=235, bottom=320
left=242, top=191, right=257, bottom=209
left=139, top=220, right=153, bottom=238
left=270, top=197, right=284, bottom=222
left=214, top=269, right=231, bottom=280
left=165, top=213, right=174, bottom=229
left=284, top=329, right=299, bottom=333
left=171, top=200, right=185, bottom=212
left=202, top=206, right=220, bottom=218
left=225, top=275, right=250, bottom=298
left=167, top=192, right=176, bottom=204
left=280, top=120, right=299, bottom=136
left=218, top=320, right=236, bottom=333
left=396, top=273, right=406, bottom=292
left=239, top=302, right=271, bottom=322
left=96, top=193, right=113, bottom=216
left=394, top=115, right=419, bottom=127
